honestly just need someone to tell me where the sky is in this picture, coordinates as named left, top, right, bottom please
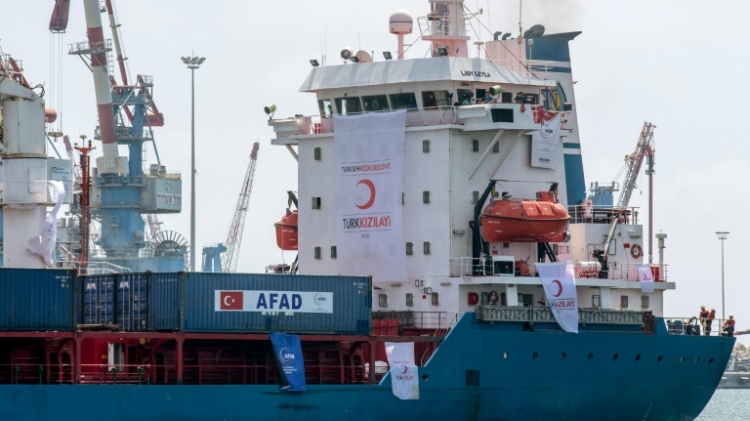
left=1, top=0, right=749, bottom=343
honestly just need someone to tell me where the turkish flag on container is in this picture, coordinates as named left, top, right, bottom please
left=220, top=291, right=243, bottom=310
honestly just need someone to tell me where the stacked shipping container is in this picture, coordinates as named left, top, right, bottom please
left=0, top=269, right=372, bottom=335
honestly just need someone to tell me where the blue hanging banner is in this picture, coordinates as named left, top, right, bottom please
left=270, top=332, right=306, bottom=392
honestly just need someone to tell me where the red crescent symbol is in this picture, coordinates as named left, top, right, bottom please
left=400, top=365, right=408, bottom=374
left=356, top=179, right=376, bottom=210
left=224, top=295, right=234, bottom=306
left=552, top=279, right=563, bottom=297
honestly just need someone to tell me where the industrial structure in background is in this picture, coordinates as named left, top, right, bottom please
left=203, top=142, right=260, bottom=272
left=56, top=0, right=187, bottom=272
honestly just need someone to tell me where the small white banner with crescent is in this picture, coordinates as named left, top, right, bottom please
left=537, top=262, right=578, bottom=333
left=638, top=264, right=655, bottom=293
left=385, top=342, right=419, bottom=400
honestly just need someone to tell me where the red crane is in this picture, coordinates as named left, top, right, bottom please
left=221, top=142, right=260, bottom=273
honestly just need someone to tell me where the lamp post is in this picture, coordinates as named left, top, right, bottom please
left=716, top=231, right=729, bottom=321
left=181, top=55, right=205, bottom=271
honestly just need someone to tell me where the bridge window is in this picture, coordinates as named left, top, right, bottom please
left=620, top=295, right=629, bottom=309
left=318, top=99, right=333, bottom=117
left=406, top=242, right=414, bottom=255
left=592, top=294, right=601, bottom=308
left=330, top=246, right=337, bottom=259
left=641, top=295, right=649, bottom=309
left=388, top=93, right=418, bottom=110
left=362, top=95, right=389, bottom=112
left=334, top=97, right=363, bottom=115
left=457, top=89, right=473, bottom=105
left=421, top=90, right=451, bottom=110
left=406, top=293, right=414, bottom=307
left=378, top=294, right=388, bottom=308
left=431, top=292, right=439, bottom=305
left=314, top=247, right=321, bottom=259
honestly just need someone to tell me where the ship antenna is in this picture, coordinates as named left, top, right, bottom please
left=518, top=0, right=523, bottom=37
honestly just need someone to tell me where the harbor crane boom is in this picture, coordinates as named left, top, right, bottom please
left=221, top=142, right=260, bottom=273
left=602, top=121, right=655, bottom=258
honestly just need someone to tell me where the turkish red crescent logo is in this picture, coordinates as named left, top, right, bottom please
left=400, top=364, right=408, bottom=374
left=220, top=291, right=243, bottom=310
left=356, top=179, right=376, bottom=210
left=552, top=279, right=563, bottom=297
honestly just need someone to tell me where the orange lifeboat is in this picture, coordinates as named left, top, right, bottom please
left=480, top=191, right=570, bottom=243
left=274, top=210, right=298, bottom=250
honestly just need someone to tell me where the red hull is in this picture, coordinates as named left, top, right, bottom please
left=480, top=195, right=569, bottom=243
left=274, top=210, right=298, bottom=250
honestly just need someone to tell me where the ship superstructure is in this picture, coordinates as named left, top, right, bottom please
left=269, top=0, right=669, bottom=319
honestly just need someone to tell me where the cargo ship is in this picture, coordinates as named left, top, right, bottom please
left=0, top=0, right=735, bottom=420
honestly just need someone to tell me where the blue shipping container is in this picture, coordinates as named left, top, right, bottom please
left=0, top=268, right=76, bottom=330
left=81, top=274, right=115, bottom=325
left=149, top=273, right=372, bottom=334
left=147, top=272, right=180, bottom=330
left=116, top=273, right=148, bottom=331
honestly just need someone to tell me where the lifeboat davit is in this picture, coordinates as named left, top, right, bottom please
left=480, top=191, right=570, bottom=243
left=274, top=210, right=298, bottom=250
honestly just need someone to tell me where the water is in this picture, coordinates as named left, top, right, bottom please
left=695, top=389, right=750, bottom=421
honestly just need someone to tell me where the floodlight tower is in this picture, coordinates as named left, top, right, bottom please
left=181, top=54, right=205, bottom=271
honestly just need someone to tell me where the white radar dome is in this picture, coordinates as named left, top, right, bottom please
left=389, top=10, right=413, bottom=34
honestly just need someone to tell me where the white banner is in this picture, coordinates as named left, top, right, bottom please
left=531, top=113, right=562, bottom=169
left=385, top=342, right=419, bottom=400
left=537, top=262, right=578, bottom=333
left=27, top=181, right=65, bottom=267
left=334, top=110, right=407, bottom=283
left=638, top=265, right=655, bottom=293
left=214, top=290, right=333, bottom=313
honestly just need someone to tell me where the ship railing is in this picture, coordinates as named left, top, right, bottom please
left=665, top=316, right=734, bottom=337
left=475, top=306, right=648, bottom=326
left=79, top=364, right=153, bottom=385
left=0, top=363, right=151, bottom=385
left=449, top=257, right=669, bottom=282
left=568, top=204, right=640, bottom=225
left=577, top=262, right=669, bottom=282
left=282, top=109, right=459, bottom=136
left=372, top=310, right=460, bottom=333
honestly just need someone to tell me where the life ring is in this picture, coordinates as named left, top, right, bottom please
left=630, top=244, right=643, bottom=259
left=617, top=211, right=627, bottom=224
left=488, top=291, right=500, bottom=306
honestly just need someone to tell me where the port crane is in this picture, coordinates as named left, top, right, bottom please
left=203, top=142, right=260, bottom=273
left=598, top=121, right=656, bottom=274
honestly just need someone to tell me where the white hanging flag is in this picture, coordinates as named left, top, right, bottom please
left=638, top=264, right=655, bottom=293
left=530, top=113, right=563, bottom=169
left=334, top=110, right=407, bottom=283
left=27, top=181, right=65, bottom=267
left=537, top=261, right=578, bottom=333
left=385, top=342, right=419, bottom=400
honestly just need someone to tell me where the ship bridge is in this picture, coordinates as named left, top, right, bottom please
left=269, top=57, right=561, bottom=143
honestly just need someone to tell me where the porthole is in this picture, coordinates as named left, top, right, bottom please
left=635, top=354, right=641, bottom=362
left=560, top=353, right=566, bottom=360
left=587, top=353, right=594, bottom=361
left=694, top=357, right=700, bottom=364
left=709, top=358, right=715, bottom=364
left=679, top=356, right=685, bottom=363
left=613, top=353, right=619, bottom=361
left=503, top=351, right=509, bottom=360
left=532, top=352, right=538, bottom=360
left=657, top=355, right=663, bottom=362
left=422, top=374, right=429, bottom=381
